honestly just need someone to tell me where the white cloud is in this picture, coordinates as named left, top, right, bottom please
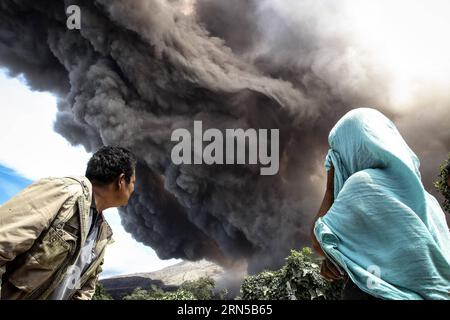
left=0, top=69, right=90, bottom=180
left=0, top=70, right=181, bottom=277
left=101, top=208, right=180, bottom=278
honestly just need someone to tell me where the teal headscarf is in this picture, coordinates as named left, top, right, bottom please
left=314, top=108, right=450, bottom=300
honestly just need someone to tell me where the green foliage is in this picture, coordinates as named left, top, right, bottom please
left=239, top=248, right=343, bottom=300
left=122, top=287, right=152, bottom=300
left=161, top=290, right=197, bottom=300
left=119, top=249, right=344, bottom=300
left=435, top=154, right=450, bottom=213
left=122, top=277, right=220, bottom=300
left=180, top=276, right=215, bottom=300
left=92, top=283, right=113, bottom=300
left=123, top=287, right=195, bottom=300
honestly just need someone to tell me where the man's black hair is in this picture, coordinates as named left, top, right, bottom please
left=86, top=146, right=136, bottom=185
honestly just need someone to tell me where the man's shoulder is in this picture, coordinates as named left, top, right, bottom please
left=62, top=176, right=92, bottom=199
left=34, top=176, right=92, bottom=199
left=61, top=176, right=91, bottom=187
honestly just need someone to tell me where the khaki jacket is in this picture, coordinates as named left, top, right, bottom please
left=0, top=176, right=113, bottom=300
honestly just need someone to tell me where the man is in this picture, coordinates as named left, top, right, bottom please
left=0, top=146, right=136, bottom=299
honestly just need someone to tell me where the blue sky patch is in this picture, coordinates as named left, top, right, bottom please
left=0, top=164, right=32, bottom=204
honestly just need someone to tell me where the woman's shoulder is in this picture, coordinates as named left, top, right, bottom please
left=341, top=168, right=390, bottom=194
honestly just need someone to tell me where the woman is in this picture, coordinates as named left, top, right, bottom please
left=311, top=108, right=450, bottom=300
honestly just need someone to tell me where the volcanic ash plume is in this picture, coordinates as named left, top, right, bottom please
left=0, top=0, right=448, bottom=274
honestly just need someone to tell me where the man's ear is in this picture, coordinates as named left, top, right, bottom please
left=118, top=173, right=126, bottom=190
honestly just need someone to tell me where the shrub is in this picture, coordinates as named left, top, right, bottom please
left=239, top=248, right=343, bottom=300
left=180, top=276, right=215, bottom=300
left=123, top=287, right=195, bottom=300
left=122, top=276, right=220, bottom=300
left=92, top=283, right=113, bottom=300
left=435, top=154, right=450, bottom=213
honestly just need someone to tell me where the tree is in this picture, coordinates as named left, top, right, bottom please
left=92, top=283, right=113, bottom=300
left=435, top=153, right=450, bottom=213
left=121, top=277, right=226, bottom=300
left=123, top=287, right=195, bottom=300
left=122, top=287, right=151, bottom=300
left=239, top=248, right=343, bottom=300
left=180, top=277, right=215, bottom=300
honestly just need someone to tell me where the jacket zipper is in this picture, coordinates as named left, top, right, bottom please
left=76, top=222, right=106, bottom=286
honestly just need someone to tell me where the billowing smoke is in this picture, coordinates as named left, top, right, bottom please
left=0, top=0, right=448, bottom=275
left=195, top=0, right=450, bottom=193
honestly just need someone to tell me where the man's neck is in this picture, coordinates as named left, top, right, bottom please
left=92, top=185, right=109, bottom=213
